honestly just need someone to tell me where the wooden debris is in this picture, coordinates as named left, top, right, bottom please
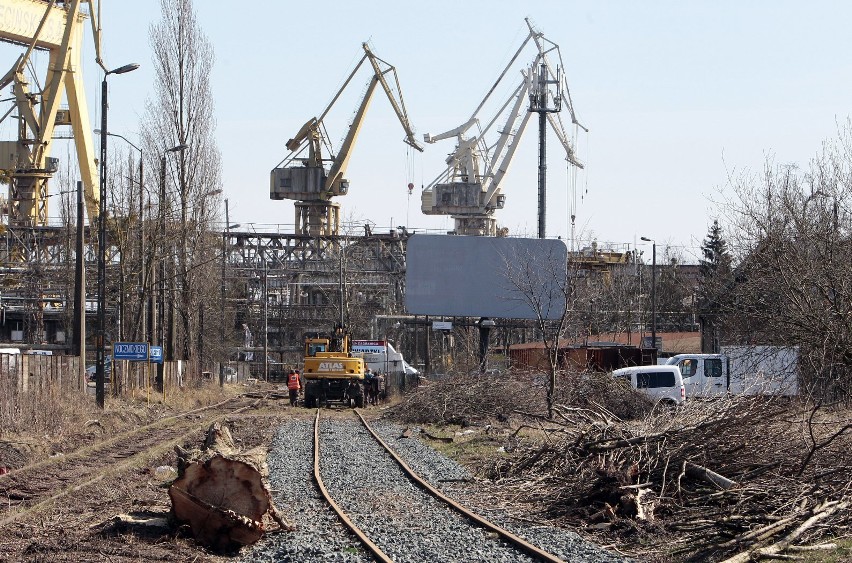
left=168, top=422, right=291, bottom=552
left=420, top=429, right=454, bottom=443
left=104, top=512, right=171, bottom=531
left=685, top=462, right=738, bottom=490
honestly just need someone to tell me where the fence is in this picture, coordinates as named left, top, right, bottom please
left=0, top=353, right=83, bottom=433
left=1, top=352, right=421, bottom=431
left=0, top=353, right=224, bottom=431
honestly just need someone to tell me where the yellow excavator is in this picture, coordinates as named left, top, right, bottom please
left=302, top=324, right=364, bottom=408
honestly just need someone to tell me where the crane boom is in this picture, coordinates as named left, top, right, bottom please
left=420, top=20, right=585, bottom=237
left=271, top=43, right=422, bottom=237
left=0, top=0, right=103, bottom=226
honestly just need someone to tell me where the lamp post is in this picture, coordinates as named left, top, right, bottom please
left=96, top=62, right=139, bottom=409
left=640, top=236, right=657, bottom=355
left=156, top=143, right=189, bottom=390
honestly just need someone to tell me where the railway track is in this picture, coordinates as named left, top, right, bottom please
left=0, top=393, right=263, bottom=527
left=312, top=409, right=568, bottom=563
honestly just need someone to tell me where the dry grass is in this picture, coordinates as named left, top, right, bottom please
left=0, top=377, right=245, bottom=470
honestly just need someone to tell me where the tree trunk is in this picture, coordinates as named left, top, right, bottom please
left=168, top=422, right=289, bottom=552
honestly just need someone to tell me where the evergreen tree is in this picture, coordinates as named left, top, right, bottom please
left=698, top=220, right=732, bottom=351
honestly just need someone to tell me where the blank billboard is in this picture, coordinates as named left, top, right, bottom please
left=405, top=234, right=567, bottom=320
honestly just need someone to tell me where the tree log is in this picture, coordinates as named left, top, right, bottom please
left=685, top=462, right=738, bottom=490
left=168, top=422, right=289, bottom=552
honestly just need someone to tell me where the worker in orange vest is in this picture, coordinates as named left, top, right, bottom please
left=287, top=369, right=301, bottom=407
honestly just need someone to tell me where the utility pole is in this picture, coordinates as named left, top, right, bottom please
left=220, top=199, right=228, bottom=386
left=219, top=199, right=239, bottom=385
left=263, top=259, right=268, bottom=382
left=73, top=181, right=86, bottom=383
left=641, top=236, right=657, bottom=356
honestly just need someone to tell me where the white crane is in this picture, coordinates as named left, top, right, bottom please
left=421, top=19, right=586, bottom=237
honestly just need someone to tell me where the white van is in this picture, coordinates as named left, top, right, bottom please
left=612, top=365, right=686, bottom=406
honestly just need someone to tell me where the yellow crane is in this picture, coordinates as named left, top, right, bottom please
left=271, top=43, right=423, bottom=237
left=0, top=0, right=107, bottom=227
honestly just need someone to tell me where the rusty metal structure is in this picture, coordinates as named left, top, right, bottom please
left=224, top=226, right=411, bottom=369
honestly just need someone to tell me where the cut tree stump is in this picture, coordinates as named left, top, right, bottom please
left=168, top=422, right=290, bottom=552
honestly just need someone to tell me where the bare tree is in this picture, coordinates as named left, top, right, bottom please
left=721, top=126, right=852, bottom=403
left=143, top=0, right=222, bottom=364
left=504, top=242, right=586, bottom=418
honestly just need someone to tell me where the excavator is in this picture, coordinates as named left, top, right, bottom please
left=420, top=19, right=586, bottom=237
left=302, top=324, right=365, bottom=408
left=270, top=43, right=423, bottom=237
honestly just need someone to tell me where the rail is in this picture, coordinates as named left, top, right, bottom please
left=312, top=409, right=394, bottom=562
left=354, top=409, right=567, bottom=563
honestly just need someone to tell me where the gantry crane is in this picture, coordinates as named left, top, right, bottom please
left=421, top=19, right=586, bottom=237
left=270, top=43, right=423, bottom=237
left=0, top=0, right=107, bottom=228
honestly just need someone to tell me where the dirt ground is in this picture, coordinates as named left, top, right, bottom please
left=0, top=386, right=306, bottom=563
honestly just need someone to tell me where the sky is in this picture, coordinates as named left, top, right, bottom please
left=4, top=1, right=852, bottom=263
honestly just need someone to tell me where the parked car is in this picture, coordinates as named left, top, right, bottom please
left=612, top=365, right=686, bottom=406
left=86, top=356, right=113, bottom=382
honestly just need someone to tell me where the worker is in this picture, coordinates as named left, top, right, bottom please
left=375, top=372, right=386, bottom=404
left=287, top=369, right=301, bottom=407
left=364, top=368, right=377, bottom=406
left=345, top=378, right=362, bottom=408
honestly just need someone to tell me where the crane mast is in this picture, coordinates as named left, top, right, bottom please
left=421, top=19, right=585, bottom=237
left=271, top=43, right=423, bottom=237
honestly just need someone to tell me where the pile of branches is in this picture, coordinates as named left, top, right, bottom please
left=488, top=397, right=852, bottom=561
left=392, top=371, right=651, bottom=425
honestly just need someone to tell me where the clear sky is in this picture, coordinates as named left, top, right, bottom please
left=5, top=1, right=852, bottom=262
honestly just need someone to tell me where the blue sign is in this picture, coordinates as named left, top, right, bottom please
left=113, top=342, right=149, bottom=361
left=149, top=346, right=163, bottom=364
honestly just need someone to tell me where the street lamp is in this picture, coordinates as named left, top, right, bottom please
left=156, top=143, right=189, bottom=390
left=96, top=62, right=139, bottom=409
left=640, top=236, right=657, bottom=355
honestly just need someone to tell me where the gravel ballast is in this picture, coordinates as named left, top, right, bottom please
left=242, top=414, right=632, bottom=563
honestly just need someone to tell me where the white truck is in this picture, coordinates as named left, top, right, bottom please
left=665, top=345, right=799, bottom=398
left=351, top=340, right=418, bottom=376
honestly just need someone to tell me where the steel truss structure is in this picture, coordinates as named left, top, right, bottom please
left=224, top=229, right=410, bottom=367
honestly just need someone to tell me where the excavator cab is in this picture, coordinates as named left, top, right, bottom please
left=305, top=341, right=327, bottom=357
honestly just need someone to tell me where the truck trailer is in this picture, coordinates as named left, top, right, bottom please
left=664, top=345, right=799, bottom=398
left=351, top=340, right=418, bottom=376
